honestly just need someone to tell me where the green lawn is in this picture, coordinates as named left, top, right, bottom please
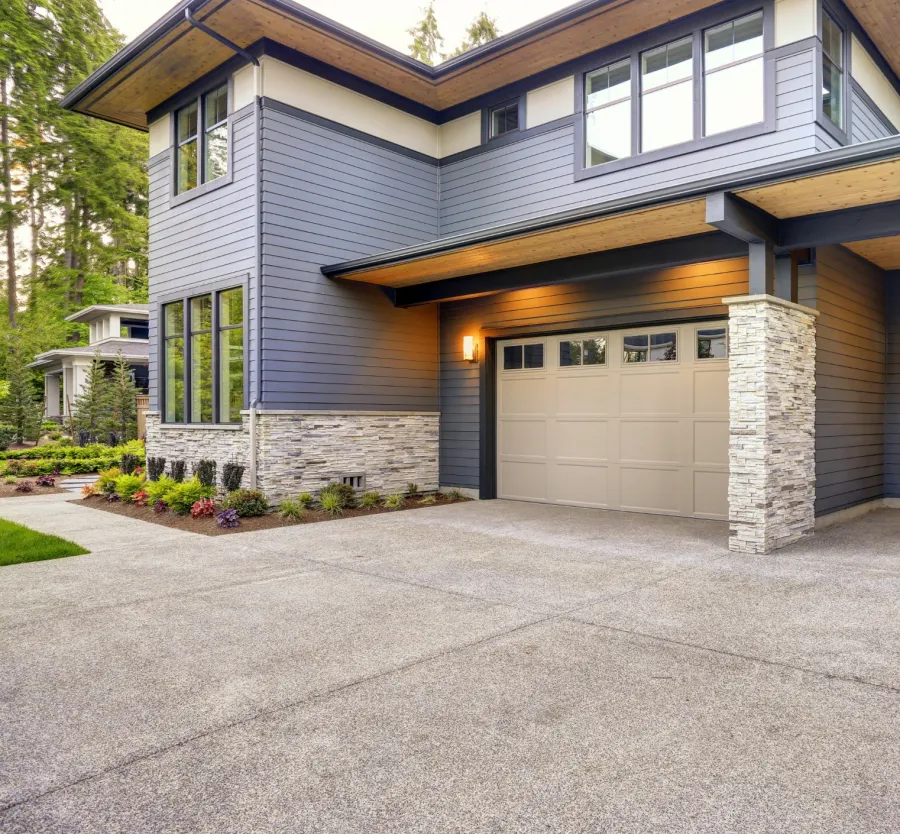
left=0, top=519, right=89, bottom=567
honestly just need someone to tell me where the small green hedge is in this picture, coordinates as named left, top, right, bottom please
left=0, top=457, right=122, bottom=476
left=0, top=439, right=145, bottom=462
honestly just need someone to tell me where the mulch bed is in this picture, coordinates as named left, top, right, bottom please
left=79, top=493, right=469, bottom=536
left=0, top=482, right=70, bottom=498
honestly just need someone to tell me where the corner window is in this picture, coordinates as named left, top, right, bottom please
left=585, top=60, right=632, bottom=167
left=489, top=101, right=519, bottom=138
left=704, top=12, right=764, bottom=136
left=641, top=37, right=694, bottom=152
left=822, top=11, right=843, bottom=129
left=697, top=327, right=728, bottom=359
left=624, top=332, right=677, bottom=363
left=503, top=343, right=544, bottom=370
left=175, top=83, right=228, bottom=194
left=161, top=287, right=245, bottom=424
left=560, top=337, right=607, bottom=367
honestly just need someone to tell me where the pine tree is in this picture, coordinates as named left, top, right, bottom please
left=71, top=352, right=111, bottom=442
left=108, top=349, right=139, bottom=441
left=444, top=12, right=500, bottom=59
left=407, top=2, right=444, bottom=65
left=0, top=332, right=42, bottom=442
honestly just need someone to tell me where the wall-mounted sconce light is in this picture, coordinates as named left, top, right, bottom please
left=462, top=335, right=478, bottom=363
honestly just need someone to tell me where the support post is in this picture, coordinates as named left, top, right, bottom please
left=748, top=240, right=776, bottom=295
left=724, top=294, right=818, bottom=554
left=44, top=373, right=61, bottom=419
left=775, top=252, right=799, bottom=302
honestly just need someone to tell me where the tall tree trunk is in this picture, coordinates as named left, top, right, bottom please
left=1, top=76, right=16, bottom=326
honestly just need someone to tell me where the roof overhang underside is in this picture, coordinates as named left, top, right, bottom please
left=323, top=140, right=900, bottom=291
left=65, top=0, right=900, bottom=131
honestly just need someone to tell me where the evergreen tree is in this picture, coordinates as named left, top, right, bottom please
left=108, top=349, right=139, bottom=441
left=444, top=12, right=500, bottom=59
left=0, top=332, right=42, bottom=442
left=407, top=2, right=444, bottom=65
left=71, top=352, right=111, bottom=442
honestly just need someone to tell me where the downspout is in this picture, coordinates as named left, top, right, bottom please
left=183, top=8, right=263, bottom=487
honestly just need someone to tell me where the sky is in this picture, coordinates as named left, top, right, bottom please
left=99, top=0, right=574, bottom=60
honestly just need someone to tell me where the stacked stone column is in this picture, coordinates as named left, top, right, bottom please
left=724, top=295, right=818, bottom=554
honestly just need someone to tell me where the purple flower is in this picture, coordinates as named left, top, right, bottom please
left=216, top=508, right=240, bottom=529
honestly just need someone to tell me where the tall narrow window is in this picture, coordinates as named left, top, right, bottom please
left=163, top=302, right=185, bottom=423
left=585, top=60, right=632, bottom=167
left=822, top=11, right=843, bottom=129
left=641, top=37, right=694, bottom=152
left=190, top=295, right=213, bottom=423
left=218, top=288, right=244, bottom=423
left=704, top=12, right=764, bottom=136
left=176, top=102, right=198, bottom=194
left=203, top=84, right=228, bottom=183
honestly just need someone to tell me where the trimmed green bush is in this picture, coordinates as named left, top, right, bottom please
left=0, top=439, right=145, bottom=462
left=96, top=467, right=122, bottom=495
left=114, top=473, right=146, bottom=502
left=164, top=478, right=216, bottom=515
left=223, top=488, right=269, bottom=518
left=298, top=492, right=315, bottom=508
left=145, top=475, right=176, bottom=505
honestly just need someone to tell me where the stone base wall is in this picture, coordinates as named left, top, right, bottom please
left=145, top=411, right=439, bottom=501
left=725, top=295, right=818, bottom=554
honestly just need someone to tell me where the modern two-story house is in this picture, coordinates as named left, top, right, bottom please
left=63, top=0, right=900, bottom=552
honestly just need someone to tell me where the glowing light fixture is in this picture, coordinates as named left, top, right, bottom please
left=463, top=335, right=478, bottom=362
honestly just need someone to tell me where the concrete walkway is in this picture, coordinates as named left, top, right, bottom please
left=0, top=495, right=898, bottom=833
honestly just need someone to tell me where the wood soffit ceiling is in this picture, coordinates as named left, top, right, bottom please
left=74, top=0, right=727, bottom=130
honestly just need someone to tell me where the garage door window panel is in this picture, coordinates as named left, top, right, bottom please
left=560, top=337, right=607, bottom=367
left=697, top=327, right=728, bottom=359
left=504, top=343, right=544, bottom=371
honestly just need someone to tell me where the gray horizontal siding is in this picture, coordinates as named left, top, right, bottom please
left=886, top=278, right=900, bottom=498
left=259, top=105, right=439, bottom=411
left=147, top=105, right=259, bottom=412
left=439, top=257, right=749, bottom=488
left=851, top=91, right=895, bottom=144
left=437, top=50, right=818, bottom=237
left=799, top=245, right=886, bottom=515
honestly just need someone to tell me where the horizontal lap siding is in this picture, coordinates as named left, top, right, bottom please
left=437, top=51, right=817, bottom=237
left=800, top=246, right=886, bottom=515
left=260, top=106, right=439, bottom=410
left=147, top=106, right=259, bottom=412
left=439, top=258, right=749, bottom=488
left=886, top=279, right=900, bottom=497
left=851, top=93, right=895, bottom=144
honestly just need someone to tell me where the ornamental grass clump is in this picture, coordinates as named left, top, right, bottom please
left=406, top=482, right=419, bottom=497
left=320, top=482, right=356, bottom=509
left=319, top=490, right=344, bottom=517
left=446, top=488, right=463, bottom=501
left=190, top=498, right=217, bottom=519
left=383, top=493, right=405, bottom=510
left=278, top=498, right=305, bottom=521
left=359, top=490, right=381, bottom=508
left=418, top=494, right=437, bottom=505
left=216, top=508, right=240, bottom=529
left=164, top=477, right=215, bottom=515
left=297, top=491, right=315, bottom=508
left=222, top=488, right=269, bottom=517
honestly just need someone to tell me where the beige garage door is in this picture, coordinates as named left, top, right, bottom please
left=497, top=322, right=729, bottom=520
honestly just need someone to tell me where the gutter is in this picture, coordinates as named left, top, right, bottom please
left=321, top=134, right=900, bottom=277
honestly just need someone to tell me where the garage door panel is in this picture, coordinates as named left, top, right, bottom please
left=620, top=371, right=682, bottom=415
left=499, top=460, right=547, bottom=501
left=694, top=421, right=728, bottom=466
left=620, top=420, right=681, bottom=464
left=499, top=419, right=547, bottom=458
left=554, top=419, right=608, bottom=461
left=549, top=464, right=609, bottom=507
left=694, top=470, right=728, bottom=518
left=620, top=467, right=682, bottom=514
left=556, top=374, right=613, bottom=415
left=694, top=367, right=729, bottom=414
left=501, top=376, right=548, bottom=415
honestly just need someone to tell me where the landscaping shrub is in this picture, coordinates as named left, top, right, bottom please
left=41, top=421, right=58, bottom=432
left=446, top=488, right=463, bottom=501
left=320, top=482, right=357, bottom=509
left=406, top=482, right=419, bottom=497
left=48, top=431, right=62, bottom=441
left=278, top=498, right=305, bottom=521
left=383, top=493, right=405, bottom=510
left=132, top=490, right=149, bottom=507
left=319, top=491, right=343, bottom=517
left=147, top=457, right=166, bottom=482
left=36, top=474, right=56, bottom=488
left=145, top=475, right=175, bottom=505
left=57, top=437, right=73, bottom=447
left=0, top=425, right=16, bottom=451
left=120, top=453, right=141, bottom=475
left=360, top=490, right=381, bottom=508
left=114, top=473, right=146, bottom=502
left=0, top=439, right=145, bottom=462
left=170, top=460, right=186, bottom=483
left=190, top=498, right=217, bottom=519
left=96, top=467, right=122, bottom=495
left=195, top=459, right=217, bottom=488
left=106, top=492, right=120, bottom=502
left=222, top=462, right=245, bottom=493
left=153, top=499, right=168, bottom=514
left=4, top=475, right=17, bottom=485
left=298, top=491, right=314, bottom=508
left=164, top=478, right=215, bottom=515
left=15, top=481, right=34, bottom=493
left=81, top=483, right=97, bottom=497
left=418, top=494, right=436, bottom=505
left=216, top=508, right=240, bottom=529
left=223, top=488, right=269, bottom=517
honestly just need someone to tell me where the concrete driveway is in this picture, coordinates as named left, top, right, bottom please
left=1, top=494, right=898, bottom=833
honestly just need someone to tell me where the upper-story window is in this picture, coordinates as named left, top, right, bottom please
left=489, top=101, right=519, bottom=138
left=821, top=11, right=844, bottom=129
left=704, top=12, right=764, bottom=136
left=584, top=10, right=766, bottom=169
left=175, top=83, right=228, bottom=194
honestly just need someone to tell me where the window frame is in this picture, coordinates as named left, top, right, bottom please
left=500, top=339, right=546, bottom=372
left=170, top=78, right=233, bottom=204
left=557, top=335, right=609, bottom=369
left=816, top=2, right=852, bottom=145
left=482, top=95, right=526, bottom=144
left=574, top=0, right=775, bottom=182
left=584, top=58, right=634, bottom=167
left=695, top=325, right=729, bottom=361
left=621, top=327, right=681, bottom=366
left=158, top=278, right=248, bottom=427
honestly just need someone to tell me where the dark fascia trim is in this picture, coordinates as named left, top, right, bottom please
left=260, top=98, right=439, bottom=165
left=393, top=233, right=746, bottom=306
left=850, top=77, right=899, bottom=134
left=439, top=115, right=574, bottom=167
left=321, top=133, right=900, bottom=277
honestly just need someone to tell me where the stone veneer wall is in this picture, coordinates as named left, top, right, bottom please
left=144, top=411, right=439, bottom=501
left=725, top=295, right=818, bottom=554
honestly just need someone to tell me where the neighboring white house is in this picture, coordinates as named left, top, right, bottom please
left=28, top=304, right=150, bottom=419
